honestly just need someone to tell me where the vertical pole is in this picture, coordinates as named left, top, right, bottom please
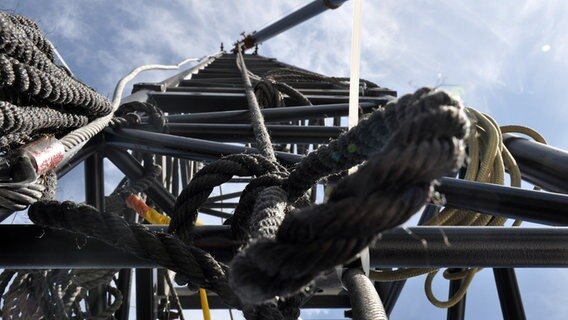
left=136, top=269, right=156, bottom=320
left=172, top=158, right=180, bottom=197
left=115, top=209, right=137, bottom=320
left=493, top=268, right=526, bottom=320
left=446, top=269, right=466, bottom=320
left=115, top=269, right=132, bottom=320
left=85, top=153, right=106, bottom=316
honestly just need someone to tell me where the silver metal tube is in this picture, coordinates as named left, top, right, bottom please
left=243, top=0, right=349, bottom=48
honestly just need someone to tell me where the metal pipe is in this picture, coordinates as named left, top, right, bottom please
left=342, top=268, right=388, bottom=320
left=446, top=269, right=466, bottom=320
left=370, top=226, right=568, bottom=268
left=84, top=153, right=106, bottom=316
left=104, top=128, right=303, bottom=165
left=493, top=268, right=526, bottom=320
left=241, top=0, right=348, bottom=48
left=0, top=225, right=234, bottom=269
left=503, top=133, right=568, bottom=193
left=148, top=91, right=389, bottom=113
left=167, top=123, right=345, bottom=143
left=3, top=226, right=568, bottom=269
left=115, top=269, right=132, bottom=320
left=438, top=177, right=568, bottom=226
left=163, top=102, right=378, bottom=124
left=136, top=269, right=155, bottom=320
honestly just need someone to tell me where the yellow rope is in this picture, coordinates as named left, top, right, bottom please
left=369, top=108, right=547, bottom=308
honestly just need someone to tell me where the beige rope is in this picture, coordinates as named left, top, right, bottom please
left=369, top=107, right=547, bottom=308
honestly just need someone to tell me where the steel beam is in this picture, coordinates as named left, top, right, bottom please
left=84, top=153, right=106, bottom=316
left=136, top=269, right=155, bottom=320
left=168, top=289, right=351, bottom=309
left=3, top=226, right=568, bottom=269
left=0, top=225, right=234, bottom=269
left=148, top=91, right=390, bottom=113
left=446, top=269, right=466, bottom=320
left=241, top=0, right=349, bottom=49
left=104, top=128, right=303, bottom=165
left=162, top=102, right=379, bottom=124
left=493, top=268, right=526, bottom=320
left=503, top=133, right=568, bottom=193
left=438, top=177, right=568, bottom=226
left=167, top=124, right=344, bottom=143
left=370, top=226, right=568, bottom=268
left=56, top=141, right=100, bottom=178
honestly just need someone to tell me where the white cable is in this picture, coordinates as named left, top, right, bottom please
left=59, top=52, right=221, bottom=151
left=47, top=39, right=74, bottom=76
left=348, top=0, right=362, bottom=129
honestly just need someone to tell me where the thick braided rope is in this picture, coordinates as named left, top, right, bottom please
left=4, top=13, right=54, bottom=61
left=0, top=54, right=111, bottom=117
left=236, top=46, right=276, bottom=161
left=0, top=101, right=88, bottom=149
left=229, top=88, right=470, bottom=304
left=170, top=154, right=286, bottom=240
left=0, top=12, right=111, bottom=117
left=28, top=201, right=242, bottom=309
left=0, top=13, right=72, bottom=81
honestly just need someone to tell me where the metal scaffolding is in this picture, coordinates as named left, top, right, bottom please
left=3, top=4, right=568, bottom=320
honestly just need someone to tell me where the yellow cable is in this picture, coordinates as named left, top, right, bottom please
left=199, top=288, right=212, bottom=320
left=125, top=194, right=212, bottom=320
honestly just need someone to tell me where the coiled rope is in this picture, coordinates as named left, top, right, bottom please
left=368, top=107, right=547, bottom=308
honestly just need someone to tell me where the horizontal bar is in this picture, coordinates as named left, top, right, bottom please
left=0, top=225, right=234, bottom=269
left=148, top=91, right=390, bottom=113
left=4, top=225, right=568, bottom=269
left=170, top=290, right=351, bottom=309
left=439, top=177, right=568, bottom=226
left=199, top=208, right=232, bottom=219
left=503, top=133, right=568, bottom=193
left=180, top=79, right=337, bottom=89
left=163, top=102, right=378, bottom=123
left=167, top=124, right=345, bottom=143
left=370, top=226, right=568, bottom=268
left=104, top=128, right=303, bottom=165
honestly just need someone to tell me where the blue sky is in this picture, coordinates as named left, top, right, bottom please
left=3, top=1, right=568, bottom=319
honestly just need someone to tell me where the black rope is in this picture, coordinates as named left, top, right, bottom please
left=229, top=88, right=470, bottom=304
left=170, top=154, right=286, bottom=241
left=0, top=100, right=89, bottom=150
left=28, top=200, right=242, bottom=309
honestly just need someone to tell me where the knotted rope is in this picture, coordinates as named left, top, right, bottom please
left=369, top=108, right=548, bottom=308
left=230, top=87, right=470, bottom=304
